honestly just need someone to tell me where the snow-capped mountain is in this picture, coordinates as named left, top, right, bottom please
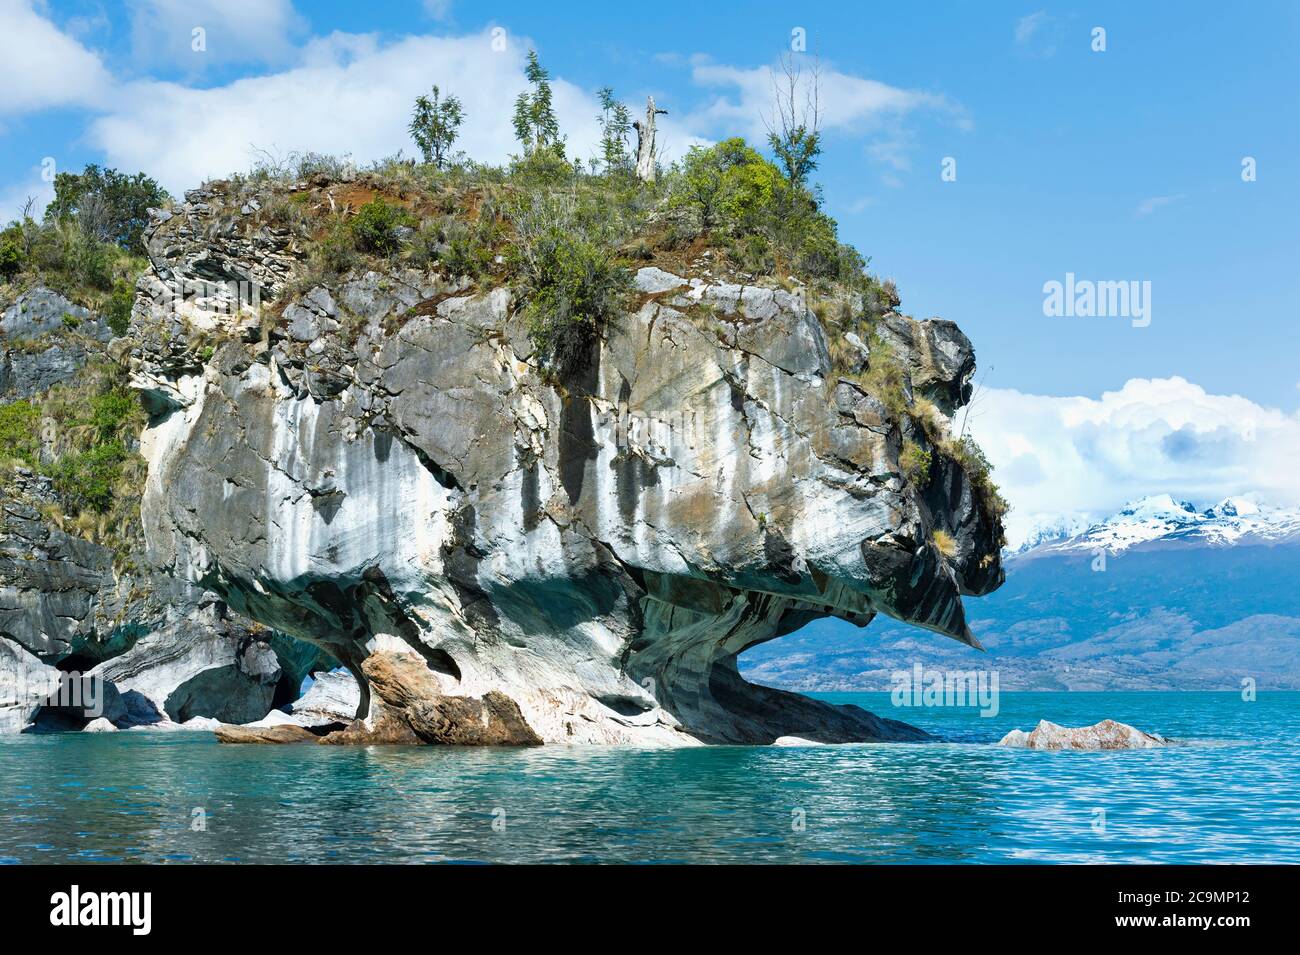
left=1012, top=493, right=1300, bottom=558
left=744, top=491, right=1300, bottom=692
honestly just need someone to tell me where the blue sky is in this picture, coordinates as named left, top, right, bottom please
left=3, top=0, right=1299, bottom=536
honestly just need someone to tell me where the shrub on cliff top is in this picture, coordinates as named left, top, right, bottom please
left=510, top=195, right=630, bottom=374
left=350, top=198, right=413, bottom=255
left=666, top=138, right=863, bottom=284
left=0, top=237, right=22, bottom=281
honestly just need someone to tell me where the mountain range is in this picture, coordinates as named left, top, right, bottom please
left=740, top=494, right=1300, bottom=691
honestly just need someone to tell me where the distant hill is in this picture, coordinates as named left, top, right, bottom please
left=740, top=495, right=1300, bottom=691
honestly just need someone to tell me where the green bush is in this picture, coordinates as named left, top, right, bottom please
left=312, top=216, right=360, bottom=276
left=731, top=233, right=775, bottom=275
left=441, top=219, right=497, bottom=278
left=0, top=401, right=41, bottom=464
left=87, top=389, right=139, bottom=442
left=945, top=434, right=1010, bottom=525
left=667, top=138, right=866, bottom=284
left=512, top=208, right=629, bottom=372
left=44, top=164, right=169, bottom=254
left=350, top=198, right=412, bottom=256
left=48, top=440, right=129, bottom=514
left=104, top=280, right=134, bottom=336
left=0, top=238, right=21, bottom=281
left=900, top=440, right=932, bottom=484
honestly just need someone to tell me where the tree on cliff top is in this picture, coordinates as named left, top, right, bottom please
left=409, top=85, right=465, bottom=169
left=596, top=87, right=632, bottom=174
left=44, top=165, right=169, bottom=255
left=513, top=51, right=563, bottom=157
left=764, top=52, right=822, bottom=188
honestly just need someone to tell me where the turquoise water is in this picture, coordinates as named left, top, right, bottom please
left=1, top=692, right=1296, bottom=864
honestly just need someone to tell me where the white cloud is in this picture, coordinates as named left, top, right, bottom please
left=127, top=0, right=306, bottom=69
left=1135, top=193, right=1185, bottom=217
left=867, top=137, right=913, bottom=172
left=688, top=58, right=958, bottom=141
left=966, top=377, right=1300, bottom=546
left=0, top=0, right=113, bottom=114
left=684, top=57, right=965, bottom=184
left=1014, top=12, right=1049, bottom=45
left=85, top=28, right=708, bottom=195
left=2, top=12, right=954, bottom=199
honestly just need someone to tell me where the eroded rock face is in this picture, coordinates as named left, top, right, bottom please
left=132, top=183, right=1005, bottom=746
left=0, top=293, right=327, bottom=733
left=998, top=719, right=1168, bottom=750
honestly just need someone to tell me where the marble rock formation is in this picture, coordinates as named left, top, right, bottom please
left=128, top=180, right=1006, bottom=746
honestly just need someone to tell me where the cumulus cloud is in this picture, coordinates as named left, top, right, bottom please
left=681, top=56, right=966, bottom=185
left=75, top=25, right=726, bottom=196
left=0, top=0, right=113, bottom=114
left=966, top=377, right=1300, bottom=546
left=87, top=29, right=685, bottom=193
left=2, top=10, right=952, bottom=199
left=126, top=0, right=307, bottom=69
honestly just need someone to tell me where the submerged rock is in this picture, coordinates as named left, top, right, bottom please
left=998, top=719, right=1168, bottom=750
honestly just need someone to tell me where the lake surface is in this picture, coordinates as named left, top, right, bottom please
left=1, top=691, right=1296, bottom=864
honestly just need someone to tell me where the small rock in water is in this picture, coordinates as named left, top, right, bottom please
left=998, top=718, right=1167, bottom=750
left=215, top=723, right=318, bottom=745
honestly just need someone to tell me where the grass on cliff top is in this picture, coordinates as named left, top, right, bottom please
left=218, top=142, right=897, bottom=342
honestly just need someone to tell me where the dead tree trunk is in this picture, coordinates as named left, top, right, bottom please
left=633, top=96, right=667, bottom=183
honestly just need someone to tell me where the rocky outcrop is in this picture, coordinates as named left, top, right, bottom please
left=130, top=179, right=1005, bottom=746
left=0, top=467, right=306, bottom=731
left=875, top=313, right=975, bottom=414
left=1, top=288, right=111, bottom=403
left=0, top=288, right=331, bottom=733
left=327, top=651, right=541, bottom=746
left=998, top=719, right=1168, bottom=750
